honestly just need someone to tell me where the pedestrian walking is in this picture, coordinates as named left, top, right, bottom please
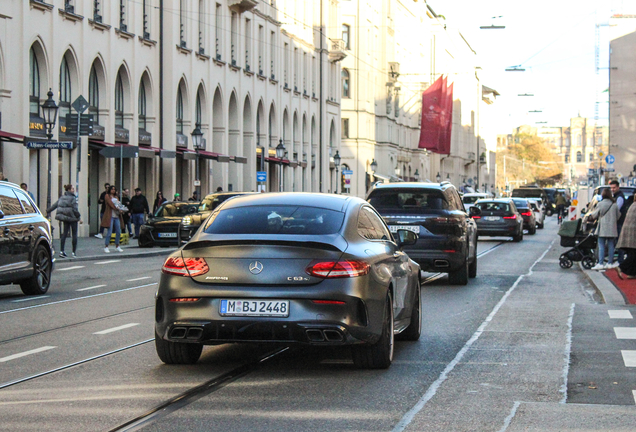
left=101, top=186, right=125, bottom=253
left=188, top=191, right=199, bottom=202
left=47, top=184, right=81, bottom=258
left=616, top=201, right=636, bottom=279
left=153, top=191, right=167, bottom=214
left=129, top=187, right=150, bottom=238
left=216, top=186, right=223, bottom=192
left=587, top=188, right=620, bottom=270
left=173, top=193, right=182, bottom=202
left=94, top=183, right=111, bottom=239
left=20, top=182, right=35, bottom=201
left=121, top=188, right=133, bottom=235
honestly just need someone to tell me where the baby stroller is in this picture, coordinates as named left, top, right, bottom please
left=558, top=219, right=597, bottom=269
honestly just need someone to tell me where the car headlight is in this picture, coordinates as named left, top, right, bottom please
left=182, top=216, right=192, bottom=226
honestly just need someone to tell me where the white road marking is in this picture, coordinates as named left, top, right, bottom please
left=614, top=328, right=636, bottom=339
left=561, top=303, right=576, bottom=404
left=76, top=285, right=106, bottom=292
left=0, top=346, right=56, bottom=363
left=126, top=276, right=152, bottom=282
left=57, top=266, right=84, bottom=271
left=94, top=260, right=121, bottom=265
left=609, top=310, right=633, bottom=319
left=621, top=350, right=636, bottom=367
left=11, top=296, right=50, bottom=303
left=93, top=323, right=139, bottom=335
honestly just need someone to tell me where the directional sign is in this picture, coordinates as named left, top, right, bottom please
left=606, top=154, right=615, bottom=164
left=256, top=171, right=267, bottom=182
left=65, top=114, right=94, bottom=136
left=26, top=141, right=74, bottom=150
left=342, top=169, right=353, bottom=176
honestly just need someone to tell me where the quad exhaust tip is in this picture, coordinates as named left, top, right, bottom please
left=305, top=329, right=344, bottom=343
left=169, top=326, right=203, bottom=340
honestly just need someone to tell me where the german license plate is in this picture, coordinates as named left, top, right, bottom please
left=157, top=232, right=177, bottom=238
left=485, top=216, right=501, bottom=221
left=389, top=225, right=420, bottom=234
left=220, top=299, right=290, bottom=317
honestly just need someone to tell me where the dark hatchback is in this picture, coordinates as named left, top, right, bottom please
left=511, top=198, right=536, bottom=235
left=0, top=182, right=54, bottom=295
left=366, top=182, right=478, bottom=285
left=178, top=192, right=254, bottom=244
left=138, top=202, right=201, bottom=247
left=471, top=199, right=524, bottom=242
left=155, top=193, right=422, bottom=369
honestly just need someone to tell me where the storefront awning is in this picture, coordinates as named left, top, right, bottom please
left=0, top=130, right=25, bottom=143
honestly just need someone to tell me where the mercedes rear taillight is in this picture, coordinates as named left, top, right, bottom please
left=306, top=260, right=370, bottom=278
left=162, top=257, right=209, bottom=277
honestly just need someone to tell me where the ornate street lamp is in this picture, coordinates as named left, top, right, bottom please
left=333, top=150, right=341, bottom=194
left=276, top=138, right=285, bottom=192
left=191, top=123, right=204, bottom=201
left=370, top=159, right=377, bottom=173
left=41, top=89, right=59, bottom=212
left=436, top=172, right=441, bottom=183
left=414, top=169, right=420, bottom=182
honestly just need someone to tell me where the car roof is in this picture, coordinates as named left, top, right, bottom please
left=218, top=192, right=362, bottom=212
left=476, top=198, right=513, bottom=203
left=202, top=191, right=253, bottom=200
left=369, top=182, right=455, bottom=192
left=464, top=192, right=490, bottom=197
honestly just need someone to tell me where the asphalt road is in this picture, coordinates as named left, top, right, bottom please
left=1, top=219, right=635, bottom=431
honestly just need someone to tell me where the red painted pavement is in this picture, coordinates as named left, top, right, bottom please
left=603, top=269, right=636, bottom=304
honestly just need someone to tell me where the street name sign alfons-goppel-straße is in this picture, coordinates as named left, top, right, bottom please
left=26, top=141, right=74, bottom=150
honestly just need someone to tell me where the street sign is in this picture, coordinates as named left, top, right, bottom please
left=26, top=141, right=74, bottom=150
left=65, top=114, right=94, bottom=136
left=606, top=154, right=615, bottom=164
left=256, top=171, right=267, bottom=182
left=598, top=150, right=605, bottom=158
left=617, top=173, right=624, bottom=179
left=71, top=95, right=89, bottom=114
left=193, top=180, right=201, bottom=186
left=588, top=168, right=595, bottom=176
left=342, top=169, right=353, bottom=176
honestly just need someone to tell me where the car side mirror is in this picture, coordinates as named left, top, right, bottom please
left=396, top=229, right=418, bottom=247
left=468, top=206, right=482, bottom=217
left=0, top=209, right=3, bottom=219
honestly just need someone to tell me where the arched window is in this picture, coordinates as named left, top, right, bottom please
left=115, top=73, right=124, bottom=127
left=29, top=47, right=40, bottom=115
left=176, top=87, right=184, bottom=134
left=138, top=80, right=147, bottom=130
left=342, top=69, right=350, bottom=98
left=88, top=65, right=100, bottom=125
left=59, top=57, right=71, bottom=119
left=195, top=92, right=202, bottom=126
left=576, top=151, right=582, bottom=163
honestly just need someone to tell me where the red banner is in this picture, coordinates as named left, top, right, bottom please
left=439, top=82, right=454, bottom=155
left=418, top=75, right=445, bottom=152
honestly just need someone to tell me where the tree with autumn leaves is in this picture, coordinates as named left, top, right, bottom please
left=496, top=134, right=564, bottom=193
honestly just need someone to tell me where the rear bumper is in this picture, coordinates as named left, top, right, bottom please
left=401, top=248, right=466, bottom=272
left=139, top=226, right=179, bottom=247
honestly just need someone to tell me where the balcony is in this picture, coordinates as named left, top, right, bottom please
left=228, top=0, right=257, bottom=13
left=329, top=39, right=347, bottom=62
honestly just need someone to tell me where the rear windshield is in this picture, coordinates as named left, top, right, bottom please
left=367, top=189, right=447, bottom=213
left=476, top=202, right=510, bottom=212
left=512, top=189, right=544, bottom=199
left=512, top=199, right=529, bottom=208
left=463, top=196, right=483, bottom=205
left=204, top=206, right=345, bottom=235
left=199, top=194, right=239, bottom=212
left=154, top=203, right=199, bottom=217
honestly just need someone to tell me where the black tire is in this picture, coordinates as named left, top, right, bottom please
left=469, top=248, right=478, bottom=279
left=155, top=331, right=203, bottom=364
left=512, top=228, right=523, bottom=242
left=448, top=257, right=469, bottom=285
left=559, top=257, right=573, bottom=269
left=538, top=222, right=544, bottom=229
left=352, top=293, right=394, bottom=369
left=397, top=283, right=421, bottom=341
left=20, top=245, right=52, bottom=295
left=582, top=256, right=595, bottom=270
left=528, top=225, right=537, bottom=235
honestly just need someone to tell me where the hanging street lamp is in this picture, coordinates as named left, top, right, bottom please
left=191, top=123, right=204, bottom=201
left=41, top=89, right=59, bottom=212
left=333, top=150, right=341, bottom=194
left=276, top=138, right=285, bottom=192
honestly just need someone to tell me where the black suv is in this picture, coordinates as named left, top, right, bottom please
left=0, top=182, right=54, bottom=295
left=366, top=182, right=479, bottom=285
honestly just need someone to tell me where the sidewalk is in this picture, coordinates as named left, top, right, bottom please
left=52, top=234, right=177, bottom=263
left=583, top=265, right=636, bottom=305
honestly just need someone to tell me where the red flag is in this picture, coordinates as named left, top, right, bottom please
left=439, top=82, right=454, bottom=155
left=418, top=75, right=445, bottom=152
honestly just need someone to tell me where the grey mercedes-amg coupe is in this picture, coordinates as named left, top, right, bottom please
left=155, top=193, right=422, bottom=369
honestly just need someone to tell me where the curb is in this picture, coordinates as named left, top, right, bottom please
left=54, top=248, right=177, bottom=263
left=579, top=262, right=627, bottom=305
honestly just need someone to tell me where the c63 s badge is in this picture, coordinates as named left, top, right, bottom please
left=288, top=276, right=309, bottom=281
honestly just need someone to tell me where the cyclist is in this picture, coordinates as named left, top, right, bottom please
left=555, top=192, right=567, bottom=224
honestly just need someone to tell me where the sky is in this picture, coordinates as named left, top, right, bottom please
left=426, top=0, right=633, bottom=133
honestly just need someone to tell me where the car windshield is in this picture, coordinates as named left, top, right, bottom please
left=476, top=202, right=510, bottom=212
left=154, top=203, right=199, bottom=217
left=368, top=189, right=447, bottom=213
left=463, top=196, right=483, bottom=204
left=204, top=206, right=345, bottom=235
left=512, top=190, right=544, bottom=199
left=512, top=199, right=529, bottom=208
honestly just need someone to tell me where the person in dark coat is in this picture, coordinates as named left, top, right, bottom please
left=153, top=191, right=167, bottom=214
left=129, top=188, right=150, bottom=238
left=617, top=202, right=636, bottom=279
left=121, top=188, right=132, bottom=235
left=101, top=186, right=125, bottom=253
left=47, top=184, right=81, bottom=258
left=95, top=182, right=111, bottom=239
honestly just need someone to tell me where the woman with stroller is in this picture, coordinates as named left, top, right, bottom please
left=616, top=201, right=636, bottom=279
left=587, top=188, right=620, bottom=270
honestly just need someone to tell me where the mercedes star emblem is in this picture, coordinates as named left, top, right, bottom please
left=249, top=261, right=264, bottom=274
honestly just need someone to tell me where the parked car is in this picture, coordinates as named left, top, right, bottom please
left=178, top=192, right=255, bottom=244
left=511, top=198, right=537, bottom=234
left=471, top=199, right=524, bottom=242
left=526, top=198, right=545, bottom=229
left=155, top=193, right=422, bottom=369
left=462, top=192, right=492, bottom=212
left=366, top=181, right=478, bottom=285
left=0, top=182, right=54, bottom=295
left=138, top=201, right=201, bottom=248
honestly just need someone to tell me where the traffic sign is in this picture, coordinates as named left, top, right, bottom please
left=65, top=114, right=94, bottom=136
left=71, top=95, right=89, bottom=114
left=26, top=141, right=74, bottom=150
left=193, top=180, right=201, bottom=186
left=342, top=169, right=353, bottom=176
left=606, top=154, right=615, bottom=164
left=598, top=150, right=605, bottom=158
left=256, top=171, right=267, bottom=182
left=617, top=173, right=624, bottom=179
